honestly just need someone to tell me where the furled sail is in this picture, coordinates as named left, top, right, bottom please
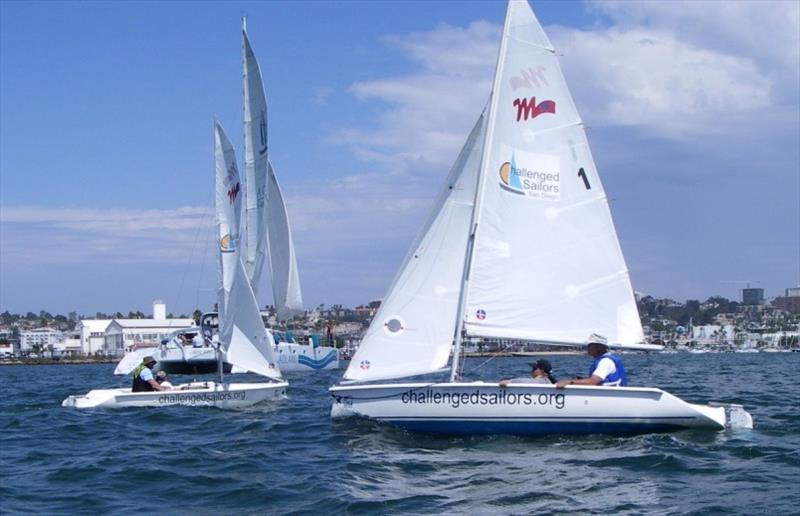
left=266, top=161, right=304, bottom=321
left=214, top=121, right=242, bottom=318
left=343, top=111, right=488, bottom=382
left=220, top=254, right=283, bottom=380
left=241, top=24, right=269, bottom=295
left=462, top=0, right=644, bottom=346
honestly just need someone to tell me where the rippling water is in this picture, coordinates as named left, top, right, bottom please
left=1, top=353, right=798, bottom=514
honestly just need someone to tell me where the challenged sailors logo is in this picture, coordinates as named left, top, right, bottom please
left=476, top=309, right=486, bottom=320
left=498, top=150, right=560, bottom=201
left=360, top=360, right=370, bottom=370
left=220, top=234, right=236, bottom=253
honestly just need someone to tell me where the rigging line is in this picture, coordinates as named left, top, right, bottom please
left=194, top=206, right=215, bottom=312
left=461, top=339, right=519, bottom=379
left=172, top=183, right=214, bottom=317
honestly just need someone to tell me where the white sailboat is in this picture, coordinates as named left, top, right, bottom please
left=239, top=20, right=337, bottom=370
left=62, top=254, right=288, bottom=409
left=329, top=0, right=752, bottom=435
left=111, top=21, right=337, bottom=374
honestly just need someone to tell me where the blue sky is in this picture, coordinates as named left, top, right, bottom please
left=1, top=0, right=798, bottom=316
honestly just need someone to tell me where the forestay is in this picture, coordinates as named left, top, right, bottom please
left=241, top=26, right=269, bottom=295
left=462, top=0, right=644, bottom=346
left=266, top=161, right=304, bottom=321
left=214, top=121, right=242, bottom=318
left=220, top=253, right=283, bottom=380
left=343, top=112, right=488, bottom=382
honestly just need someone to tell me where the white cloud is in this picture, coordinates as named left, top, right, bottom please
left=551, top=26, right=772, bottom=137
left=313, top=86, right=331, bottom=105
left=333, top=21, right=499, bottom=172
left=0, top=206, right=214, bottom=264
left=334, top=1, right=796, bottom=148
left=589, top=0, right=800, bottom=78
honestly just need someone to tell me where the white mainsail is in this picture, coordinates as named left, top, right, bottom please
left=220, top=253, right=283, bottom=380
left=266, top=160, right=304, bottom=321
left=343, top=112, right=487, bottom=382
left=241, top=22, right=305, bottom=321
left=214, top=121, right=242, bottom=318
left=241, top=24, right=269, bottom=295
left=462, top=0, right=644, bottom=346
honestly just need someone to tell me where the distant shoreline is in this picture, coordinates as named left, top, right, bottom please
left=465, top=351, right=583, bottom=357
left=0, top=358, right=117, bottom=366
left=1, top=352, right=581, bottom=366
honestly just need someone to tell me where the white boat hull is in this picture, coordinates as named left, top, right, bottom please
left=62, top=381, right=288, bottom=409
left=329, top=382, right=731, bottom=435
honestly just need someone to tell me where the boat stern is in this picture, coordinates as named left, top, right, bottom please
left=686, top=403, right=726, bottom=429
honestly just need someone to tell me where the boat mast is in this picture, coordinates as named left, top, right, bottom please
left=449, top=1, right=513, bottom=382
left=217, top=343, right=225, bottom=384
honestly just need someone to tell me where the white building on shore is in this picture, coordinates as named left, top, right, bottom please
left=104, top=317, right=194, bottom=356
left=76, top=319, right=112, bottom=355
left=19, top=328, right=63, bottom=352
left=76, top=301, right=194, bottom=356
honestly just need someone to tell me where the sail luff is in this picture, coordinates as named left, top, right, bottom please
left=213, top=120, right=242, bottom=318
left=449, top=1, right=516, bottom=381
left=214, top=123, right=225, bottom=320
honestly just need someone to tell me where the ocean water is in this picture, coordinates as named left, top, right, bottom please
left=1, top=353, right=798, bottom=515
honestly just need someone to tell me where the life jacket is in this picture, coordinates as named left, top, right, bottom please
left=131, top=364, right=155, bottom=392
left=589, top=352, right=628, bottom=386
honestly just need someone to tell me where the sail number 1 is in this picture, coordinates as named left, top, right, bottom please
left=578, top=167, right=591, bottom=190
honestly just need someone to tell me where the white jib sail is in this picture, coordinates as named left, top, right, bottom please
left=462, top=0, right=644, bottom=346
left=343, top=111, right=488, bottom=382
left=241, top=25, right=269, bottom=295
left=214, top=121, right=243, bottom=317
left=266, top=160, right=304, bottom=322
left=220, top=254, right=283, bottom=380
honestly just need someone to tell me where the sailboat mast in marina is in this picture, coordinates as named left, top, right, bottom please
left=329, top=0, right=752, bottom=435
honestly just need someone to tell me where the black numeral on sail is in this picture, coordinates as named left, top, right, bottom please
left=578, top=167, right=591, bottom=190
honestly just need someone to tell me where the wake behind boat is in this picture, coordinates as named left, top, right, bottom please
left=329, top=0, right=752, bottom=435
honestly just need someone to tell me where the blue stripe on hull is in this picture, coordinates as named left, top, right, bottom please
left=383, top=419, right=684, bottom=436
left=297, top=350, right=338, bottom=370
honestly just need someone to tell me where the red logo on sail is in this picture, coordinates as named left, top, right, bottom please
left=228, top=182, right=240, bottom=203
left=476, top=309, right=486, bottom=320
left=513, top=97, right=556, bottom=121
